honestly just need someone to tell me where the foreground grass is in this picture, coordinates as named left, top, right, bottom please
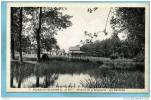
left=81, top=69, right=144, bottom=88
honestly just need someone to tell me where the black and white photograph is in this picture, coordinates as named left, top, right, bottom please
left=7, top=2, right=149, bottom=92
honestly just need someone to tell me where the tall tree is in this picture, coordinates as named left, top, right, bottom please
left=19, top=7, right=23, bottom=62
left=40, top=7, right=72, bottom=52
left=36, top=7, right=42, bottom=61
left=11, top=8, right=15, bottom=59
left=13, top=7, right=72, bottom=61
left=30, top=7, right=72, bottom=87
left=110, top=8, right=145, bottom=57
left=11, top=7, right=33, bottom=59
left=22, top=7, right=72, bottom=60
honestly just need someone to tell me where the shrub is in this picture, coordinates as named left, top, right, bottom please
left=41, top=54, right=49, bottom=62
left=133, top=53, right=144, bottom=62
left=110, top=53, right=119, bottom=60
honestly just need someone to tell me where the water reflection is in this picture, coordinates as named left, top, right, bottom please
left=53, top=73, right=92, bottom=88
left=12, top=73, right=92, bottom=88
left=11, top=60, right=100, bottom=88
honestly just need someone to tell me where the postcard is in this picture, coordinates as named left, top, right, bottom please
left=1, top=1, right=150, bottom=97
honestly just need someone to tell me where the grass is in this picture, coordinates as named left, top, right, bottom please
left=47, top=56, right=144, bottom=72
left=36, top=60, right=101, bottom=76
left=80, top=69, right=144, bottom=88
left=22, top=55, right=144, bottom=71
left=103, top=60, right=144, bottom=72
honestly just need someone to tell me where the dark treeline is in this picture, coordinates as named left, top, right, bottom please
left=81, top=8, right=145, bottom=60
left=81, top=34, right=142, bottom=58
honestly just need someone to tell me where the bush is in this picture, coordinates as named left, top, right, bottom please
left=41, top=54, right=49, bottom=62
left=133, top=53, right=144, bottom=62
left=110, top=53, right=119, bottom=60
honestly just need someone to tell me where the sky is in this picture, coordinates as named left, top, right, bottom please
left=55, top=7, right=126, bottom=52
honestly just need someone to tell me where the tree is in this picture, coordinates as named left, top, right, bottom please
left=110, top=8, right=145, bottom=57
left=11, top=7, right=33, bottom=60
left=36, top=7, right=42, bottom=61
left=11, top=7, right=72, bottom=87
left=41, top=37, right=57, bottom=52
left=23, top=7, right=72, bottom=60
left=11, top=8, right=17, bottom=59
left=81, top=7, right=145, bottom=59
left=18, top=7, right=23, bottom=62
left=11, top=7, right=22, bottom=60
left=22, top=7, right=72, bottom=87
left=40, top=7, right=72, bottom=53
left=80, top=32, right=122, bottom=58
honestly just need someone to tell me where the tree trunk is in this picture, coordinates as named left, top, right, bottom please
left=11, top=8, right=15, bottom=60
left=35, top=7, right=42, bottom=87
left=36, top=77, right=40, bottom=87
left=19, top=7, right=23, bottom=62
left=11, top=34, right=15, bottom=59
left=36, top=7, right=42, bottom=61
left=44, top=76, right=50, bottom=88
left=18, top=79, right=22, bottom=88
left=10, top=75, right=14, bottom=87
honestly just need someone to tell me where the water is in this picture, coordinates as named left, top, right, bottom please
left=52, top=74, right=92, bottom=88
left=13, top=73, right=93, bottom=88
left=13, top=76, right=45, bottom=88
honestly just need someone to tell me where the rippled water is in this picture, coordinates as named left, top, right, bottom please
left=53, top=74, right=92, bottom=88
left=13, top=73, right=93, bottom=88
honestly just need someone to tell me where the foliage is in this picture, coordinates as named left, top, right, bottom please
left=80, top=31, right=98, bottom=44
left=40, top=7, right=72, bottom=52
left=11, top=7, right=72, bottom=61
left=81, top=8, right=145, bottom=59
left=11, top=8, right=32, bottom=54
left=81, top=34, right=121, bottom=57
left=81, top=32, right=143, bottom=59
left=110, top=7, right=145, bottom=58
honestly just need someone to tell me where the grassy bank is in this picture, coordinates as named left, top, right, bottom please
left=22, top=55, right=144, bottom=71
left=11, top=59, right=101, bottom=75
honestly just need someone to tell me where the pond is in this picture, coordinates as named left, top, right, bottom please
left=11, top=60, right=144, bottom=88
left=12, top=73, right=94, bottom=88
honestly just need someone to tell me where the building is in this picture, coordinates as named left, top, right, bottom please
left=51, top=48, right=66, bottom=56
left=68, top=46, right=84, bottom=56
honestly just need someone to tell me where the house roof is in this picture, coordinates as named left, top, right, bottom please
left=69, top=46, right=80, bottom=51
left=69, top=50, right=85, bottom=54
